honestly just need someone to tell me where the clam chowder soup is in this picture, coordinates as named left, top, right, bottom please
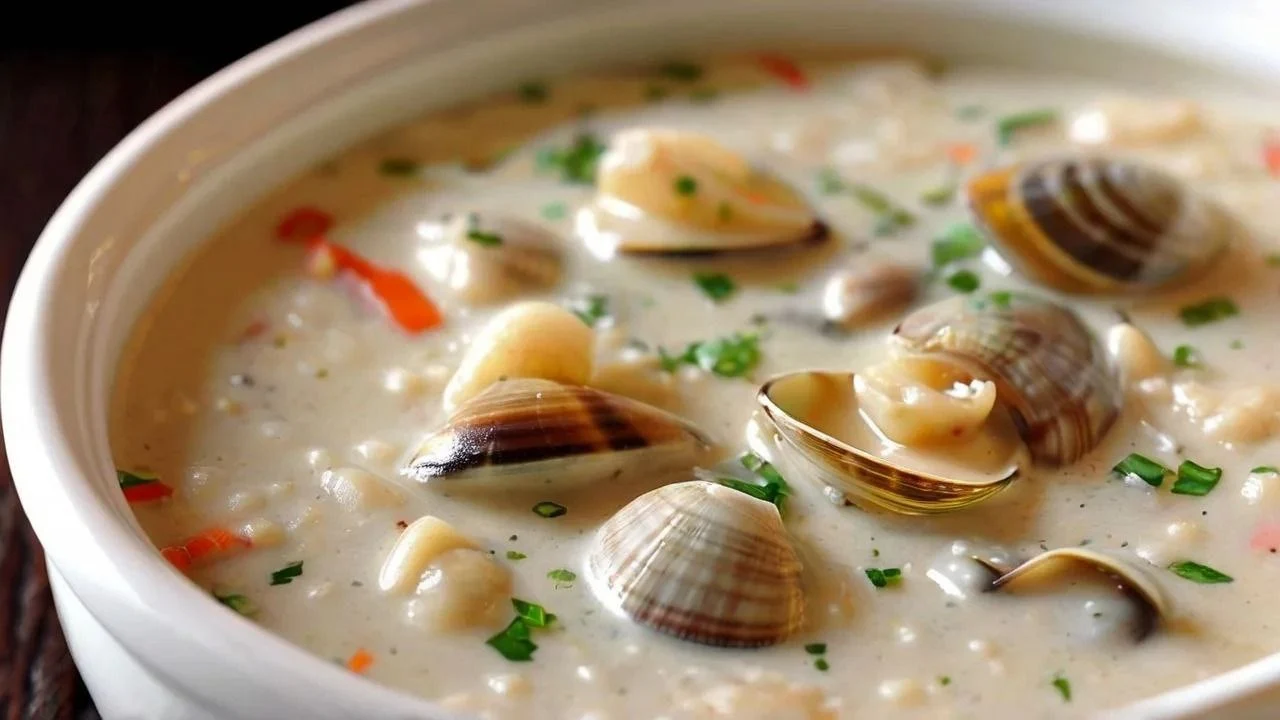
left=111, top=53, right=1280, bottom=718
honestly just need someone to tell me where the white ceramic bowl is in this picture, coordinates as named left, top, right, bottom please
left=5, top=1, right=1280, bottom=717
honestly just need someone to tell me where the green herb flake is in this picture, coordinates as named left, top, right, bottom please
left=511, top=598, right=555, bottom=628
left=465, top=229, right=504, bottom=247
left=1172, top=344, right=1201, bottom=368
left=269, top=560, right=304, bottom=586
left=865, top=567, right=903, bottom=588
left=814, top=658, right=830, bottom=672
left=939, top=676, right=952, bottom=687
left=674, top=175, right=698, bottom=196
left=532, top=501, right=567, bottom=519
left=1168, top=560, right=1234, bottom=584
left=850, top=184, right=916, bottom=234
left=1252, top=465, right=1279, bottom=475
left=931, top=223, right=986, bottom=267
left=693, top=272, right=736, bottom=302
left=1230, top=339, right=1245, bottom=350
left=716, top=201, right=733, bottom=222
left=1266, top=253, right=1280, bottom=267
left=1052, top=674, right=1072, bottom=702
left=117, top=470, right=157, bottom=489
left=506, top=550, right=528, bottom=561
left=716, top=452, right=791, bottom=513
left=804, top=643, right=827, bottom=655
left=956, top=104, right=987, bottom=121
left=540, top=202, right=567, bottom=221
left=659, top=61, right=703, bottom=82
left=378, top=158, right=419, bottom=177
left=816, top=167, right=845, bottom=195
left=1171, top=460, right=1223, bottom=497
left=214, top=590, right=258, bottom=616
left=692, top=333, right=762, bottom=378
left=946, top=268, right=981, bottom=294
left=920, top=183, right=958, bottom=207
left=1112, top=453, right=1169, bottom=487
left=1179, top=297, right=1239, bottom=327
left=996, top=108, right=1059, bottom=146
left=547, top=569, right=577, bottom=587
left=486, top=617, right=538, bottom=661
left=517, top=81, right=549, bottom=103
left=536, top=133, right=607, bottom=184
left=571, top=295, right=610, bottom=327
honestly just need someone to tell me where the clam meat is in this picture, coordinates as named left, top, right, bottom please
left=577, top=128, right=827, bottom=254
left=417, top=212, right=563, bottom=305
left=403, top=379, right=716, bottom=491
left=586, top=480, right=805, bottom=647
left=966, top=155, right=1235, bottom=294
left=821, top=258, right=918, bottom=330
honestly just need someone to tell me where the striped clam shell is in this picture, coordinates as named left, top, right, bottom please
left=587, top=481, right=804, bottom=647
left=403, top=378, right=714, bottom=490
left=967, top=156, right=1234, bottom=294
left=892, top=293, right=1121, bottom=466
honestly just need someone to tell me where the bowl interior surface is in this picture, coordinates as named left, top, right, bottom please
left=6, top=1, right=1280, bottom=717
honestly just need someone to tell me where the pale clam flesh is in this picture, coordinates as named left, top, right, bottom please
left=417, top=212, right=563, bottom=305
left=403, top=379, right=715, bottom=491
left=586, top=480, right=804, bottom=647
left=578, top=127, right=827, bottom=254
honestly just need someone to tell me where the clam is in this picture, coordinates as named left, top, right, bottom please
left=403, top=379, right=715, bottom=491
left=967, top=155, right=1234, bottom=294
left=892, top=292, right=1122, bottom=466
left=417, top=212, right=563, bottom=305
left=587, top=480, right=804, bottom=647
left=577, top=128, right=827, bottom=254
left=821, top=258, right=918, bottom=330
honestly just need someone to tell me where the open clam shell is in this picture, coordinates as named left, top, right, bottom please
left=892, top=292, right=1122, bottom=466
left=403, top=379, right=715, bottom=491
left=578, top=128, right=827, bottom=254
left=587, top=480, right=804, bottom=647
left=967, top=155, right=1235, bottom=295
left=758, top=370, right=1025, bottom=514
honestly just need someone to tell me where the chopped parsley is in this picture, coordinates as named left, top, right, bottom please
left=547, top=569, right=577, bottom=587
left=1051, top=674, right=1072, bottom=702
left=1172, top=344, right=1201, bottom=368
left=939, top=676, right=952, bottom=687
left=659, top=61, right=703, bottom=82
left=850, top=184, right=916, bottom=235
left=570, top=295, right=610, bottom=327
left=814, top=658, right=830, bottom=672
left=1253, top=465, right=1280, bottom=475
left=117, top=470, right=157, bottom=489
left=213, top=590, right=257, bottom=616
left=865, top=567, right=903, bottom=588
left=1171, top=460, right=1222, bottom=497
left=465, top=229, right=504, bottom=246
left=1112, top=453, right=1169, bottom=487
left=517, top=81, right=549, bottom=103
left=659, top=333, right=762, bottom=378
left=536, top=133, right=606, bottom=184
left=511, top=598, right=555, bottom=628
left=506, top=550, right=528, bottom=561
left=930, top=223, right=985, bottom=267
left=674, top=175, right=698, bottom=196
left=693, top=272, right=736, bottom=301
left=946, top=268, right=981, bottom=293
left=1179, top=297, right=1239, bottom=326
left=486, top=616, right=538, bottom=661
left=540, top=202, right=567, bottom=220
left=1230, top=339, right=1245, bottom=349
left=716, top=452, right=790, bottom=513
left=920, top=183, right=958, bottom=207
left=970, top=289, right=1014, bottom=311
left=816, top=167, right=845, bottom=195
left=1168, top=560, right=1233, bottom=584
left=996, top=108, right=1059, bottom=146
left=804, top=643, right=827, bottom=655
left=378, top=158, right=419, bottom=177
left=269, top=560, right=304, bottom=586
left=532, top=501, right=567, bottom=519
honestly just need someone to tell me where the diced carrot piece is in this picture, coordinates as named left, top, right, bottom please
left=758, top=54, right=809, bottom=90
left=947, top=142, right=979, bottom=166
left=122, top=481, right=174, bottom=504
left=239, top=320, right=269, bottom=341
left=347, top=649, right=375, bottom=674
left=1264, top=134, right=1280, bottom=177
left=276, top=207, right=334, bottom=244
left=160, top=527, right=251, bottom=572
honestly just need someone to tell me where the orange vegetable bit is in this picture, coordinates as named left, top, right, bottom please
left=346, top=648, right=375, bottom=674
left=758, top=54, right=809, bottom=90
left=238, top=320, right=269, bottom=342
left=308, top=240, right=443, bottom=334
left=160, top=527, right=252, bottom=572
left=122, top=480, right=175, bottom=504
left=276, top=206, right=334, bottom=244
left=946, top=142, right=979, bottom=166
left=1264, top=133, right=1280, bottom=177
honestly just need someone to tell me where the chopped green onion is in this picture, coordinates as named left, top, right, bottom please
left=920, top=183, right=958, bottom=206
left=939, top=676, right=952, bottom=686
left=930, top=223, right=986, bottom=267
left=658, top=333, right=762, bottom=378
left=506, top=550, right=527, bottom=561
left=1252, top=465, right=1279, bottom=475
left=1051, top=674, right=1072, bottom=702
left=996, top=108, right=1059, bottom=146
left=378, top=158, right=419, bottom=177
left=116, top=470, right=157, bottom=489
left=214, top=590, right=257, bottom=616
left=540, top=202, right=567, bottom=220
left=693, top=272, right=736, bottom=302
left=804, top=643, right=827, bottom=655
left=511, top=598, right=555, bottom=628
left=816, top=167, right=845, bottom=195
left=659, top=61, right=703, bottom=82
left=517, top=81, right=549, bottom=103
left=571, top=295, right=610, bottom=327
left=1170, top=460, right=1222, bottom=497
left=865, top=567, right=902, bottom=588
left=715, top=452, right=790, bottom=513
left=1112, top=453, right=1169, bottom=487
left=465, top=230, right=504, bottom=246
left=741, top=452, right=786, bottom=486
left=674, top=175, right=698, bottom=196
left=536, top=133, right=606, bottom=184
left=1230, top=339, right=1245, bottom=350
left=850, top=184, right=915, bottom=234
left=547, top=569, right=577, bottom=587
left=532, top=501, right=567, bottom=518
left=269, top=560, right=304, bottom=586
left=1168, top=560, right=1233, bottom=584
left=814, top=658, right=830, bottom=672
left=946, top=269, right=981, bottom=293
left=486, top=617, right=538, bottom=661
left=1179, top=297, right=1239, bottom=327
left=1172, top=344, right=1201, bottom=368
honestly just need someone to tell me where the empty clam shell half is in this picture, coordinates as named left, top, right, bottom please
left=967, top=155, right=1235, bottom=295
left=417, top=212, right=563, bottom=305
left=578, top=128, right=827, bottom=254
left=403, top=379, right=715, bottom=491
left=985, top=547, right=1168, bottom=642
left=587, top=480, right=804, bottom=647
left=893, top=292, right=1122, bottom=466
left=758, top=369, right=1025, bottom=515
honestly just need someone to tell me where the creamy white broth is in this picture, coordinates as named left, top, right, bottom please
left=110, top=53, right=1280, bottom=719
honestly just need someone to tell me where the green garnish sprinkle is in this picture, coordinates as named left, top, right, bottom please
left=506, top=551, right=527, bottom=561
left=486, top=617, right=538, bottom=662
left=659, top=333, right=762, bottom=378
left=849, top=184, right=916, bottom=235
left=540, top=202, right=567, bottom=220
left=532, top=501, right=567, bottom=519
left=1112, top=453, right=1169, bottom=487
left=571, top=295, right=610, bottom=327
left=511, top=598, right=555, bottom=628
left=465, top=229, right=504, bottom=246
left=517, top=81, right=549, bottom=103
left=1171, top=460, right=1222, bottom=497
left=931, top=223, right=985, bottom=267
left=946, top=268, right=981, bottom=294
left=1266, top=252, right=1280, bottom=267
left=1252, top=465, right=1279, bottom=475
left=814, top=658, right=830, bottom=672
left=117, top=470, right=157, bottom=489
left=939, top=676, right=952, bottom=686
left=1230, top=339, right=1245, bottom=349
left=1052, top=674, right=1072, bottom=702
left=659, top=61, right=703, bottom=82
left=1168, top=560, right=1233, bottom=584
left=920, top=183, right=958, bottom=207
left=996, top=108, right=1059, bottom=146
left=693, top=272, right=736, bottom=302
left=716, top=452, right=791, bottom=513
left=378, top=158, right=419, bottom=177
left=956, top=104, right=987, bottom=121
left=816, top=167, right=845, bottom=195
left=547, top=569, right=577, bottom=587
left=214, top=590, right=257, bottom=616
left=1172, top=344, right=1201, bottom=368
left=536, top=133, right=607, bottom=184
left=865, top=567, right=903, bottom=588
left=674, top=175, right=698, bottom=196
left=804, top=643, right=827, bottom=655
left=1179, top=297, right=1239, bottom=327
left=269, top=560, right=304, bottom=586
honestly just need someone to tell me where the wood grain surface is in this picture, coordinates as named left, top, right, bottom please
left=0, top=5, right=353, bottom=717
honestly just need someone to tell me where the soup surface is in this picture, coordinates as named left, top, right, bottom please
left=111, top=52, right=1280, bottom=719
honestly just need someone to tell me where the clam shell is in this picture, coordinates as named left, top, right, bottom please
left=758, top=370, right=1024, bottom=515
left=578, top=128, right=827, bottom=254
left=417, top=213, right=563, bottom=305
left=892, top=293, right=1121, bottom=466
left=403, top=379, right=715, bottom=490
left=821, top=258, right=918, bottom=329
left=967, top=156, right=1234, bottom=294
left=587, top=480, right=804, bottom=647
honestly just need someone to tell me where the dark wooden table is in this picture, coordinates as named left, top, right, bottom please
left=0, top=5, right=354, bottom=717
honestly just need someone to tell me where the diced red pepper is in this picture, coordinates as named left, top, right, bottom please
left=307, top=240, right=443, bottom=334
left=1264, top=134, right=1280, bottom=177
left=276, top=207, right=334, bottom=244
left=122, top=480, right=175, bottom=504
left=161, top=528, right=252, bottom=572
left=758, top=54, right=809, bottom=90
